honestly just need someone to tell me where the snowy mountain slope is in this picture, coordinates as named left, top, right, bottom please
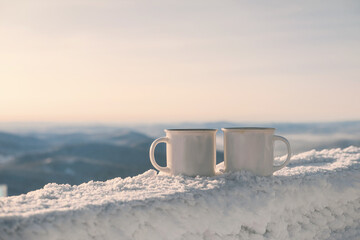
left=0, top=141, right=166, bottom=196
left=0, top=146, right=359, bottom=240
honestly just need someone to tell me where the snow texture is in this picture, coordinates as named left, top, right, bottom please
left=0, top=146, right=359, bottom=240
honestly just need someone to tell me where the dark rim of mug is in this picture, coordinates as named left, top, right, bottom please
left=165, top=129, right=217, bottom=132
left=221, top=127, right=275, bottom=131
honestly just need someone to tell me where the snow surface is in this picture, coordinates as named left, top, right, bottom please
left=0, top=146, right=359, bottom=240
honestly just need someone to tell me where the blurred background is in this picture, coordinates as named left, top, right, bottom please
left=0, top=121, right=359, bottom=196
left=0, top=0, right=359, bottom=196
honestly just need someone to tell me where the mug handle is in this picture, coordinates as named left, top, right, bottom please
left=149, top=137, right=171, bottom=174
left=272, top=135, right=292, bottom=173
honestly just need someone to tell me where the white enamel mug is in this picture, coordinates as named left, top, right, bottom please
left=149, top=129, right=217, bottom=176
left=222, top=128, right=291, bottom=176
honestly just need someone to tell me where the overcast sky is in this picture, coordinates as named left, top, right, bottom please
left=0, top=0, right=359, bottom=123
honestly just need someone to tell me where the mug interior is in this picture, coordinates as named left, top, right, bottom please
left=165, top=129, right=217, bottom=132
left=221, top=127, right=275, bottom=132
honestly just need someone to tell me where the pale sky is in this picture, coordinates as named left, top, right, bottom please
left=0, top=0, right=359, bottom=123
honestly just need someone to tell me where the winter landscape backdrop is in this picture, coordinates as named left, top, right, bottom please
left=0, top=121, right=359, bottom=196
left=1, top=0, right=359, bottom=238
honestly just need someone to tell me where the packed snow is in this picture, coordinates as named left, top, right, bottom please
left=0, top=146, right=359, bottom=240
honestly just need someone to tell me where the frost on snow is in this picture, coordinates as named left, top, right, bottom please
left=0, top=146, right=359, bottom=240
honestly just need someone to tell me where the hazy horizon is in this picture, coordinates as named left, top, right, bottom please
left=1, top=120, right=359, bottom=196
left=0, top=119, right=359, bottom=130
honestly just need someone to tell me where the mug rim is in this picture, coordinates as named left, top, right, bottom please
left=165, top=128, right=217, bottom=132
left=221, top=127, right=275, bottom=132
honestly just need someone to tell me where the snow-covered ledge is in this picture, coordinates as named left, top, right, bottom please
left=0, top=147, right=360, bottom=240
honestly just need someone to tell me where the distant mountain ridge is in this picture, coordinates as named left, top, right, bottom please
left=133, top=121, right=360, bottom=136
left=0, top=131, right=163, bottom=196
left=0, top=121, right=359, bottom=196
left=0, top=131, right=50, bottom=155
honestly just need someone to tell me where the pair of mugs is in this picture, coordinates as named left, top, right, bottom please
left=149, top=128, right=291, bottom=177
